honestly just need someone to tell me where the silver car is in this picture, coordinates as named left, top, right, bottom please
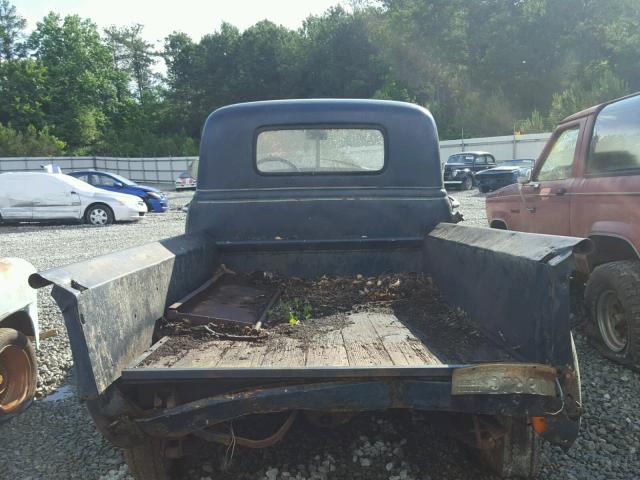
left=0, top=172, right=147, bottom=225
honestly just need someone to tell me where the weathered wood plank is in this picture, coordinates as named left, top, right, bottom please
left=260, top=335, right=307, bottom=367
left=305, top=328, right=350, bottom=367
left=340, top=312, right=393, bottom=366
left=366, top=312, right=443, bottom=366
left=143, top=311, right=447, bottom=369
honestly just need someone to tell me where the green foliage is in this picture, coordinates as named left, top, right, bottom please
left=29, top=13, right=127, bottom=151
left=269, top=297, right=313, bottom=325
left=0, top=0, right=26, bottom=59
left=517, top=110, right=547, bottom=134
left=1, top=0, right=640, bottom=155
left=0, top=123, right=65, bottom=156
left=104, top=24, right=157, bottom=100
left=549, top=68, right=629, bottom=126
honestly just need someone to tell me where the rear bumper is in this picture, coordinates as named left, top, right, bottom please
left=122, top=362, right=578, bottom=448
left=131, top=376, right=569, bottom=440
left=444, top=180, right=464, bottom=186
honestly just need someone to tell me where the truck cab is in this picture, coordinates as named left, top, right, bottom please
left=486, top=92, right=640, bottom=369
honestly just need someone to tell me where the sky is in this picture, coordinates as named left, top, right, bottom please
left=16, top=0, right=346, bottom=44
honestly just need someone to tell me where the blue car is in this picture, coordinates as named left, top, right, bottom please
left=68, top=170, right=169, bottom=212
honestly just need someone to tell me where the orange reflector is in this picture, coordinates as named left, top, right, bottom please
left=531, top=416, right=548, bottom=434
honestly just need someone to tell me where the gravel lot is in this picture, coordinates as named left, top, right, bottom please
left=1, top=189, right=638, bottom=480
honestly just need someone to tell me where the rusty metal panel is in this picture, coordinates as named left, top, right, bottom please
left=167, top=273, right=279, bottom=327
left=30, top=233, right=218, bottom=398
left=451, top=363, right=557, bottom=396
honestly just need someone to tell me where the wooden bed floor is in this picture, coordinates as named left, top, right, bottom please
left=140, top=311, right=446, bottom=369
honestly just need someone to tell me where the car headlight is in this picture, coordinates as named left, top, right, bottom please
left=147, top=192, right=162, bottom=199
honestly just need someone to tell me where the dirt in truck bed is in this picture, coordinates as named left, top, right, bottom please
left=139, top=271, right=515, bottom=368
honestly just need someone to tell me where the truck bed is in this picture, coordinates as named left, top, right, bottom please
left=130, top=272, right=515, bottom=372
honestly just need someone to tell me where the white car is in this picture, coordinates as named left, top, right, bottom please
left=0, top=172, right=147, bottom=226
left=175, top=171, right=197, bottom=190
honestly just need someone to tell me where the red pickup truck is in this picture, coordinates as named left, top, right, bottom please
left=486, top=93, right=640, bottom=369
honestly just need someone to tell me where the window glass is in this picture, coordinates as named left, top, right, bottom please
left=256, top=128, right=385, bottom=173
left=447, top=154, right=475, bottom=165
left=475, top=156, right=487, bottom=165
left=537, top=128, right=579, bottom=181
left=74, top=174, right=89, bottom=183
left=587, top=95, right=640, bottom=175
left=93, top=174, right=119, bottom=187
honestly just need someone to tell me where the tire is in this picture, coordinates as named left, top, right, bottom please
left=85, top=204, right=114, bottom=226
left=0, top=328, right=37, bottom=417
left=584, top=260, right=640, bottom=369
left=461, top=176, right=473, bottom=190
left=479, top=417, right=541, bottom=479
left=124, top=438, right=173, bottom=480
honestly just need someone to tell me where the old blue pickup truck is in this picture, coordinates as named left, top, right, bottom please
left=31, top=100, right=587, bottom=479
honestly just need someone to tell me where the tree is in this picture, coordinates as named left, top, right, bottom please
left=104, top=24, right=157, bottom=100
left=298, top=6, right=386, bottom=98
left=0, top=0, right=26, bottom=60
left=29, top=13, right=128, bottom=151
left=0, top=58, right=48, bottom=129
left=0, top=123, right=65, bottom=156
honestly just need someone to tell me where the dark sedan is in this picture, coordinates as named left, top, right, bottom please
left=475, top=159, right=535, bottom=193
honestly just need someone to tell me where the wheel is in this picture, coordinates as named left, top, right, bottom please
left=0, top=328, right=37, bottom=417
left=585, top=260, right=640, bottom=368
left=85, top=204, right=114, bottom=226
left=479, top=417, right=541, bottom=478
left=461, top=176, right=473, bottom=190
left=124, top=438, right=173, bottom=480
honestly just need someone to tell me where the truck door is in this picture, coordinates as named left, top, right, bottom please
left=32, top=175, right=82, bottom=220
left=571, top=95, right=640, bottom=242
left=518, top=123, right=583, bottom=235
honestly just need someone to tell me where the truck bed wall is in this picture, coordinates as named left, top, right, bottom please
left=30, top=233, right=218, bottom=398
left=31, top=225, right=586, bottom=399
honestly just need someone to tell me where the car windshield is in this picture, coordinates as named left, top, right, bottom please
left=499, top=160, right=534, bottom=167
left=108, top=173, right=136, bottom=185
left=179, top=172, right=191, bottom=179
left=446, top=154, right=475, bottom=165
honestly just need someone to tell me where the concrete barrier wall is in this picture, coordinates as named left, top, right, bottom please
left=0, top=132, right=552, bottom=183
left=0, top=156, right=198, bottom=186
left=440, top=132, right=551, bottom=162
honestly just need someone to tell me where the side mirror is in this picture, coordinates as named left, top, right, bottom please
left=517, top=174, right=530, bottom=185
left=114, top=182, right=124, bottom=188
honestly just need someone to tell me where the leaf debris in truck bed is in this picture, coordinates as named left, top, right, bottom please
left=140, top=272, right=515, bottom=367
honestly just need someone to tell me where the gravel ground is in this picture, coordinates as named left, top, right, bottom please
left=1, top=188, right=639, bottom=480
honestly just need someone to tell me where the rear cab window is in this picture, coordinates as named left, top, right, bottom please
left=587, top=95, right=640, bottom=176
left=256, top=127, right=385, bottom=174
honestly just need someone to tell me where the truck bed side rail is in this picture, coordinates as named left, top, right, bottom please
left=29, top=233, right=218, bottom=399
left=424, top=223, right=591, bottom=367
